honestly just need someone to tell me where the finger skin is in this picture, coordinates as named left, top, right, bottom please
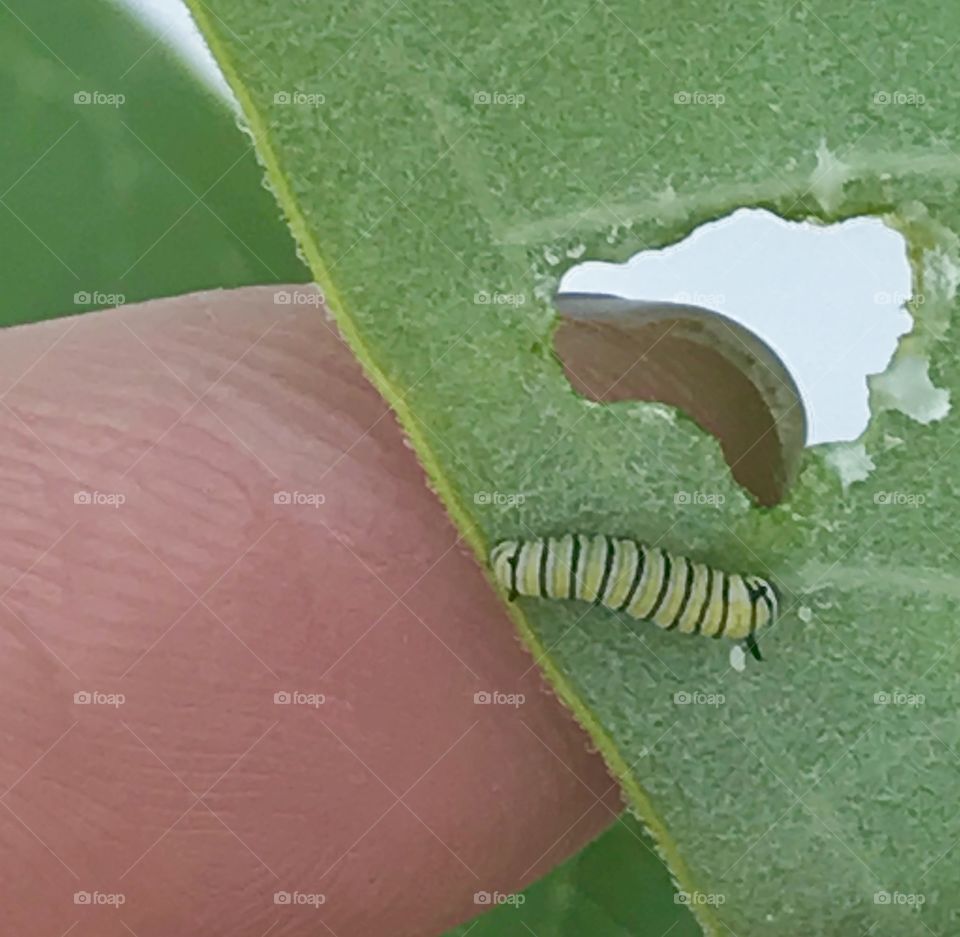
left=0, top=286, right=621, bottom=937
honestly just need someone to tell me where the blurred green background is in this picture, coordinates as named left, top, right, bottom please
left=445, top=814, right=699, bottom=936
left=0, top=0, right=308, bottom=326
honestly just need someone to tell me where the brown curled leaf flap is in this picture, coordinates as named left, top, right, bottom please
left=553, top=292, right=807, bottom=506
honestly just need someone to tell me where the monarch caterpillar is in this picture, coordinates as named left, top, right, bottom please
left=490, top=534, right=778, bottom=660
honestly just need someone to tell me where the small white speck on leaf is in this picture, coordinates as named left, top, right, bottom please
left=824, top=441, right=875, bottom=491
left=809, top=139, right=852, bottom=213
left=871, top=353, right=950, bottom=425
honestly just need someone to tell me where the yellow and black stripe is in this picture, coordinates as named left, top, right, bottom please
left=490, top=534, right=778, bottom=659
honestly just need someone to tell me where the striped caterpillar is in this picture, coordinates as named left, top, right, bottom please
left=490, top=534, right=778, bottom=660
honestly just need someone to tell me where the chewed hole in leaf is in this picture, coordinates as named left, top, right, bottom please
left=554, top=208, right=916, bottom=505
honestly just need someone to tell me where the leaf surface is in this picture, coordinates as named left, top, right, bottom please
left=185, top=1, right=960, bottom=932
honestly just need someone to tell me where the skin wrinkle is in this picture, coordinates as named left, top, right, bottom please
left=0, top=285, right=621, bottom=937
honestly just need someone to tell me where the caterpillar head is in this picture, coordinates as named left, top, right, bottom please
left=745, top=576, right=779, bottom=631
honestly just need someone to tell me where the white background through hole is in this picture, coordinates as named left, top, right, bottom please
left=559, top=209, right=913, bottom=446
left=121, top=1, right=915, bottom=447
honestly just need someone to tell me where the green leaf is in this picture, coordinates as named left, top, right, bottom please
left=0, top=0, right=306, bottom=327
left=183, top=1, right=960, bottom=933
left=444, top=814, right=700, bottom=936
